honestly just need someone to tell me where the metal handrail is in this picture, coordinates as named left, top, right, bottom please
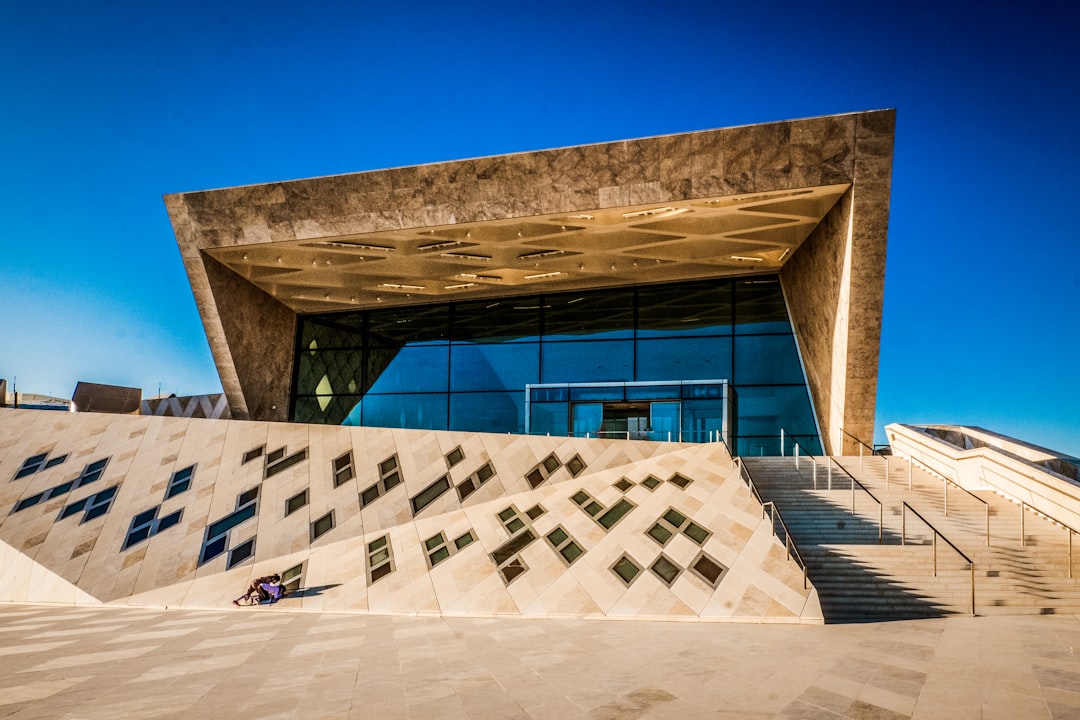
left=838, top=427, right=887, bottom=467
left=1017, top=500, right=1079, bottom=578
left=826, top=457, right=884, bottom=543
left=901, top=501, right=975, bottom=615
left=904, top=456, right=990, bottom=546
left=736, top=458, right=808, bottom=589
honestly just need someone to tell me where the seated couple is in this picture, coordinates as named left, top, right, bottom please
left=232, top=574, right=286, bottom=605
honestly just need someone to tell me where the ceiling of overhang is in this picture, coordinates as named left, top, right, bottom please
left=206, top=183, right=849, bottom=313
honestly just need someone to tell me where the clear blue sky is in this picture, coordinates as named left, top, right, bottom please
left=2, top=1, right=1077, bottom=456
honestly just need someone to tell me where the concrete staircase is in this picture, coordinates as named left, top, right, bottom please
left=742, top=455, right=1080, bottom=623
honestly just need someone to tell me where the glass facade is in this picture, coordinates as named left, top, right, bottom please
left=291, top=275, right=820, bottom=455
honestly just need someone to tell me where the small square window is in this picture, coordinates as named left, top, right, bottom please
left=242, top=446, right=264, bottom=464
left=371, top=563, right=393, bottom=582
left=641, top=475, right=662, bottom=490
left=311, top=512, right=335, bottom=541
left=476, top=463, right=494, bottom=482
left=425, top=533, right=446, bottom=551
left=286, top=490, right=309, bottom=516
left=383, top=471, right=401, bottom=490
left=690, top=553, right=726, bottom=587
left=454, top=532, right=475, bottom=550
left=541, top=454, right=561, bottom=474
left=429, top=546, right=451, bottom=566
left=614, top=478, right=634, bottom=492
left=650, top=555, right=682, bottom=586
left=597, top=499, right=634, bottom=530
left=266, top=447, right=285, bottom=465
left=565, top=454, right=586, bottom=477
left=560, top=542, right=583, bottom=563
left=584, top=501, right=603, bottom=516
left=571, top=491, right=590, bottom=505
left=684, top=522, right=710, bottom=545
left=668, top=473, right=692, bottom=489
left=547, top=527, right=568, bottom=546
left=457, top=477, right=477, bottom=500
left=663, top=509, right=687, bottom=528
left=445, top=447, right=464, bottom=468
left=611, top=555, right=641, bottom=585
left=525, top=504, right=545, bottom=520
left=525, top=469, right=545, bottom=489
left=506, top=517, right=525, bottom=534
left=647, top=524, right=673, bottom=545
left=500, top=558, right=528, bottom=583
left=379, top=456, right=398, bottom=476
left=227, top=538, right=256, bottom=569
left=368, top=536, right=387, bottom=552
left=360, top=484, right=381, bottom=507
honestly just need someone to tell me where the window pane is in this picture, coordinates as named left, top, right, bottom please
left=367, top=304, right=449, bottom=344
left=543, top=289, right=634, bottom=340
left=636, top=337, right=732, bottom=382
left=637, top=281, right=732, bottom=337
left=359, top=394, right=448, bottom=430
left=453, top=299, right=540, bottom=343
left=367, top=346, right=449, bottom=394
left=734, top=277, right=789, bottom=334
left=529, top=402, right=568, bottom=437
left=734, top=334, right=804, bottom=385
left=734, top=385, right=816, bottom=436
left=541, top=341, right=633, bottom=383
left=449, top=392, right=525, bottom=434
left=449, top=343, right=539, bottom=392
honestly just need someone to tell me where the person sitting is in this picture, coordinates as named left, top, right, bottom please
left=232, top=573, right=281, bottom=606
left=259, top=581, right=287, bottom=603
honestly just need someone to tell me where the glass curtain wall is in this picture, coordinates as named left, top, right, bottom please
left=291, top=275, right=820, bottom=455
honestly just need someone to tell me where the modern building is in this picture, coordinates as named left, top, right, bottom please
left=165, top=109, right=895, bottom=457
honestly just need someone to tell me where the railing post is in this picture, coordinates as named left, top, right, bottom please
left=786, top=534, right=791, bottom=561
left=985, top=505, right=990, bottom=546
left=908, top=459, right=912, bottom=490
left=944, top=477, right=949, bottom=516
left=970, top=564, right=976, bottom=616
left=1070, top=530, right=1074, bottom=579
left=859, top=442, right=863, bottom=470
left=1021, top=502, right=1026, bottom=546
left=902, top=505, right=906, bottom=545
left=780, top=428, right=785, bottom=456
left=794, top=442, right=799, bottom=469
left=878, top=503, right=883, bottom=544
left=812, top=459, right=817, bottom=489
left=851, top=475, right=856, bottom=514
left=933, top=532, right=938, bottom=576
left=827, top=460, right=832, bottom=491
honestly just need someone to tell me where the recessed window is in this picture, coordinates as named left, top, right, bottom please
left=122, top=506, right=184, bottom=550
left=491, top=529, right=536, bottom=567
left=647, top=507, right=711, bottom=547
left=266, top=447, right=308, bottom=479
left=281, top=562, right=305, bottom=595
left=641, top=475, right=662, bottom=490
left=500, top=557, right=528, bottom=583
left=59, top=485, right=118, bottom=524
left=690, top=552, right=727, bottom=587
left=565, top=454, right=586, bottom=477
left=227, top=537, right=256, bottom=569
left=411, top=475, right=451, bottom=516
left=423, top=529, right=475, bottom=569
left=650, top=554, right=682, bottom=586
left=359, top=454, right=405, bottom=508
left=311, top=511, right=335, bottom=541
left=545, top=525, right=584, bottom=566
left=525, top=504, right=546, bottom=520
left=19, top=458, right=112, bottom=513
left=524, top=454, right=561, bottom=489
left=333, top=452, right=355, bottom=488
left=668, top=473, right=692, bottom=489
left=165, top=465, right=194, bottom=499
left=367, top=535, right=394, bottom=584
left=597, top=499, right=635, bottom=530
left=445, top=446, right=465, bottom=468
left=614, top=478, right=634, bottom=492
left=242, top=446, right=264, bottom=464
left=200, top=488, right=258, bottom=565
left=13, top=452, right=66, bottom=480
left=457, top=462, right=495, bottom=501
left=285, top=489, right=309, bottom=516
left=611, top=554, right=642, bottom=586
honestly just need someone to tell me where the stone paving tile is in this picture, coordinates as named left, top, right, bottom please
left=2, top=605, right=1080, bottom=718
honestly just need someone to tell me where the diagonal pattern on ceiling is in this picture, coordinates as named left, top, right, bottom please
left=206, top=183, right=849, bottom=313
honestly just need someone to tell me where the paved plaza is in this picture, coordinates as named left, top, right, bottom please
left=2, top=604, right=1080, bottom=719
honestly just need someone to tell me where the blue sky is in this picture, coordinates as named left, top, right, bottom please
left=1, top=1, right=1077, bottom=456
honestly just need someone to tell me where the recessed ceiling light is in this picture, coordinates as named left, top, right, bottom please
left=729, top=255, right=764, bottom=262
left=524, top=271, right=563, bottom=280
left=379, top=283, right=426, bottom=290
